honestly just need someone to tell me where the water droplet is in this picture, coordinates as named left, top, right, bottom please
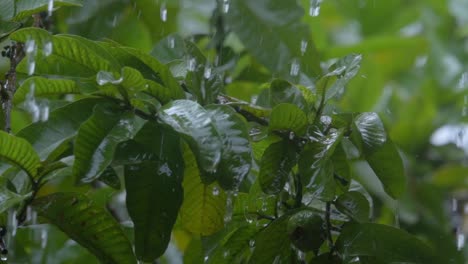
left=168, top=37, right=175, bottom=49
left=25, top=39, right=36, bottom=54
left=212, top=186, right=220, bottom=196
left=290, top=58, right=300, bottom=76
left=187, top=58, right=197, bottom=72
left=289, top=131, right=295, bottom=140
left=25, top=39, right=37, bottom=75
left=40, top=229, right=48, bottom=249
left=24, top=83, right=40, bottom=122
left=203, top=65, right=212, bottom=79
left=204, top=255, right=209, bottom=262
left=249, top=239, right=255, bottom=248
left=47, top=0, right=54, bottom=17
left=160, top=3, right=167, bottom=22
left=457, top=231, right=465, bottom=250
left=223, top=250, right=229, bottom=258
left=309, top=0, right=321, bottom=17
left=0, top=255, right=7, bottom=261
left=224, top=192, right=233, bottom=223
left=300, top=39, right=308, bottom=55
left=222, top=0, right=230, bottom=13
left=39, top=100, right=49, bottom=122
left=43, top=41, right=53, bottom=57
left=112, top=15, right=118, bottom=27
left=8, top=209, right=17, bottom=237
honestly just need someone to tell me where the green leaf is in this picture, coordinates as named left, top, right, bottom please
left=96, top=66, right=147, bottom=99
left=14, top=77, right=79, bottom=104
left=335, top=191, right=370, bottom=223
left=125, top=161, right=183, bottom=261
left=177, top=145, right=226, bottom=235
left=432, top=165, right=468, bottom=189
left=98, top=166, right=121, bottom=190
left=298, top=129, right=344, bottom=201
left=249, top=215, right=291, bottom=264
left=17, top=98, right=102, bottom=160
left=365, top=140, right=406, bottom=199
left=0, top=1, right=14, bottom=21
left=0, top=178, right=29, bottom=214
left=73, top=105, right=145, bottom=183
left=159, top=100, right=222, bottom=177
left=206, top=105, right=252, bottom=190
left=32, top=192, right=136, bottom=264
left=13, top=0, right=83, bottom=21
left=0, top=130, right=41, bottom=177
left=335, top=223, right=438, bottom=263
left=259, top=140, right=297, bottom=194
left=269, top=79, right=307, bottom=110
left=0, top=20, right=21, bottom=40
left=353, top=112, right=387, bottom=151
left=269, top=103, right=308, bottom=135
left=225, top=0, right=321, bottom=82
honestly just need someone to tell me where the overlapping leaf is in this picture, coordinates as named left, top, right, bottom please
left=13, top=0, right=83, bottom=21
left=335, top=191, right=370, bottom=223
left=0, top=178, right=29, bottom=214
left=33, top=192, right=136, bottom=264
left=0, top=130, right=41, bottom=177
left=269, top=103, right=308, bottom=135
left=14, top=77, right=79, bottom=104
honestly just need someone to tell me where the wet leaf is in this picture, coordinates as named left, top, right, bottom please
left=0, top=20, right=21, bottom=40
left=0, top=130, right=41, bottom=177
left=14, top=77, right=79, bottom=104
left=259, top=140, right=297, bottom=194
left=206, top=105, right=252, bottom=190
left=269, top=103, right=308, bottom=135
left=125, top=161, right=183, bottom=261
left=73, top=105, right=145, bottom=183
left=13, top=0, right=83, bottom=21
left=270, top=79, right=307, bottom=110
left=0, top=178, right=29, bottom=214
left=353, top=112, right=387, bottom=151
left=335, top=191, right=370, bottom=223
left=159, top=100, right=222, bottom=178
left=336, top=223, right=438, bottom=263
left=33, top=192, right=136, bottom=264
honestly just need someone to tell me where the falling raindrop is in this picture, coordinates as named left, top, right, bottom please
left=8, top=209, right=17, bottom=237
left=223, top=250, right=229, bottom=258
left=290, top=58, right=300, bottom=76
left=457, top=229, right=465, bottom=250
left=168, top=37, right=175, bottom=49
left=25, top=39, right=37, bottom=76
left=309, top=0, right=322, bottom=17
left=43, top=41, right=53, bottom=56
left=40, top=229, right=48, bottom=249
left=204, top=65, right=212, bottom=79
left=47, top=0, right=54, bottom=17
left=0, top=255, right=7, bottom=261
left=224, top=192, right=233, bottom=223
left=249, top=239, right=255, bottom=248
left=160, top=3, right=168, bottom=22
left=289, top=131, right=295, bottom=140
left=212, top=186, right=220, bottom=196
left=112, top=15, right=118, bottom=27
left=204, top=256, right=209, bottom=262
left=187, top=57, right=197, bottom=72
left=300, top=39, right=308, bottom=56
left=24, top=83, right=40, bottom=122
left=39, top=100, right=49, bottom=122
left=222, top=0, right=230, bottom=13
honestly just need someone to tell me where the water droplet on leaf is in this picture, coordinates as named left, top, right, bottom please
left=309, top=0, right=321, bottom=17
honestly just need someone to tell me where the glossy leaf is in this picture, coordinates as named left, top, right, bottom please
left=13, top=0, right=83, bottom=21
left=353, top=112, right=387, bottom=151
left=259, top=140, right=297, bottom=194
left=125, top=161, right=183, bottom=261
left=336, top=223, right=438, bottom=263
left=206, top=105, right=252, bottom=190
left=14, top=77, right=79, bottom=104
left=32, top=192, right=136, bottom=264
left=177, top=146, right=226, bottom=236
left=335, top=191, right=370, bottom=223
left=73, top=105, right=145, bottom=183
left=269, top=103, right=308, bottom=135
left=17, top=98, right=102, bottom=160
left=0, top=130, right=41, bottom=177
left=159, top=100, right=222, bottom=177
left=270, top=79, right=307, bottom=110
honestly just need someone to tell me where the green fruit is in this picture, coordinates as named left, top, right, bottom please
left=287, top=210, right=325, bottom=252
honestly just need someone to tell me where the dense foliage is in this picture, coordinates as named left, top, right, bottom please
left=0, top=0, right=467, bottom=263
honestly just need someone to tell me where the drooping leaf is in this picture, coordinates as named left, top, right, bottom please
left=73, top=105, right=145, bottom=183
left=335, top=223, right=439, bottom=263
left=17, top=98, right=103, bottom=160
left=353, top=112, right=387, bottom=151
left=259, top=140, right=297, bottom=194
left=0, top=130, right=41, bottom=177
left=125, top=160, right=183, bottom=261
left=159, top=100, right=222, bottom=178
left=13, top=0, right=83, bottom=21
left=32, top=192, right=136, bottom=264
left=269, top=103, right=308, bottom=135
left=177, top=145, right=226, bottom=236
left=206, top=105, right=252, bottom=190
left=14, top=76, right=79, bottom=104
left=335, top=191, right=370, bottom=223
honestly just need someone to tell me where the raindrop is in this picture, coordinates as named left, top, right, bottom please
left=25, top=39, right=37, bottom=76
left=160, top=3, right=167, bottom=22
left=289, top=131, right=295, bottom=140
left=43, top=41, right=53, bottom=57
left=39, top=100, right=49, bottom=122
left=47, top=0, right=54, bottom=17
left=112, top=15, right=118, bottom=27
left=187, top=57, right=197, bottom=72
left=168, top=37, right=175, bottom=49
left=223, top=250, right=229, bottom=258
left=222, top=0, right=230, bottom=13
left=249, top=239, right=255, bottom=248
left=8, top=209, right=17, bottom=237
left=0, top=255, right=7, bottom=261
left=25, top=83, right=40, bottom=122
left=25, top=39, right=36, bottom=54
left=204, top=256, right=209, bottom=262
left=224, top=192, right=233, bottom=223
left=309, top=0, right=322, bottom=17
left=297, top=249, right=305, bottom=261
left=290, top=58, right=300, bottom=76
left=300, top=39, right=308, bottom=55
left=204, top=65, right=212, bottom=79
left=40, top=229, right=48, bottom=249
left=457, top=231, right=465, bottom=250
left=212, top=186, right=220, bottom=196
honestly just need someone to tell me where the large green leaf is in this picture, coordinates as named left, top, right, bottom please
left=125, top=160, right=183, bottom=261
left=206, top=105, right=252, bottom=190
left=269, top=103, right=308, bottom=135
left=13, top=0, right=83, bottom=21
left=14, top=76, right=79, bottom=104
left=17, top=98, right=102, bottom=160
left=177, top=145, right=226, bottom=236
left=335, top=223, right=439, bottom=263
left=335, top=191, right=370, bottom=223
left=73, top=105, right=145, bottom=183
left=96, top=66, right=147, bottom=99
left=0, top=20, right=21, bottom=40
left=353, top=112, right=387, bottom=151
left=259, top=140, right=297, bottom=194
left=225, top=0, right=321, bottom=82
left=0, top=130, right=41, bottom=177
left=269, top=79, right=308, bottom=110
left=159, top=100, right=222, bottom=177
left=32, top=192, right=136, bottom=264
left=248, top=215, right=291, bottom=264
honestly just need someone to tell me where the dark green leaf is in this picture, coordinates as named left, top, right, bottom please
left=269, top=103, right=308, bottom=135
left=270, top=79, right=307, bottom=110
left=14, top=77, right=79, bottom=104
left=353, top=112, right=387, bottom=151
left=335, top=191, right=370, bottom=223
left=259, top=140, right=297, bottom=194
left=13, top=0, right=83, bottom=21
left=0, top=20, right=21, bottom=40
left=0, top=130, right=41, bottom=177
left=125, top=161, right=183, bottom=261
left=98, top=166, right=121, bottom=190
left=32, top=192, right=136, bottom=264
left=0, top=178, right=29, bottom=214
